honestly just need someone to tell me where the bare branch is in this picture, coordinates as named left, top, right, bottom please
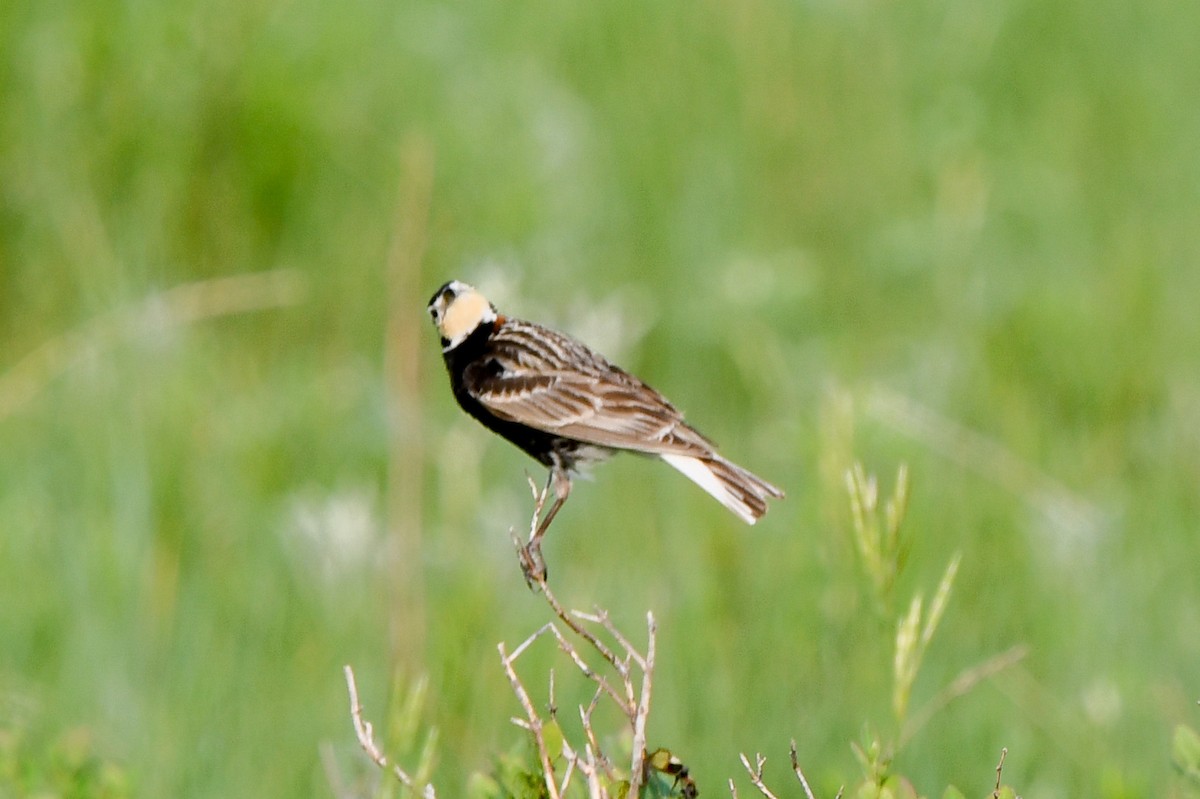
left=590, top=607, right=649, bottom=673
left=627, top=612, right=657, bottom=798
left=540, top=581, right=625, bottom=677
left=738, top=752, right=782, bottom=799
left=993, top=747, right=1008, bottom=796
left=546, top=624, right=627, bottom=710
left=343, top=664, right=436, bottom=799
left=497, top=477, right=669, bottom=799
left=557, top=751, right=578, bottom=798
left=507, top=622, right=556, bottom=662
left=579, top=691, right=606, bottom=778
left=789, top=740, right=819, bottom=799
left=582, top=744, right=606, bottom=799
left=499, top=531, right=665, bottom=799
left=498, top=642, right=562, bottom=799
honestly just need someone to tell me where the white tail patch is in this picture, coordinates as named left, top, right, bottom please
left=660, top=453, right=760, bottom=524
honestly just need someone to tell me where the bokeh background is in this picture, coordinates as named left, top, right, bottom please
left=2, top=0, right=1199, bottom=796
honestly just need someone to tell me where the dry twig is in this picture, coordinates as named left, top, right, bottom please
left=730, top=743, right=842, bottom=799
left=498, top=610, right=658, bottom=798
left=343, top=664, right=436, bottom=799
left=738, top=753, right=781, bottom=799
left=498, top=632, right=564, bottom=799
left=789, top=740, right=818, bottom=799
left=497, top=477, right=662, bottom=798
left=993, top=747, right=1008, bottom=797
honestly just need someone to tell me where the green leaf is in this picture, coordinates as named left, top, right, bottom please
left=542, top=719, right=564, bottom=764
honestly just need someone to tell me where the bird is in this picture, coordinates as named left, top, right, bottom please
left=427, top=279, right=783, bottom=580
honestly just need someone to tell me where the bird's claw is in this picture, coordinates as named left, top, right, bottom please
left=518, top=539, right=548, bottom=589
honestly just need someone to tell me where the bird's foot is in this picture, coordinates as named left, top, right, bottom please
left=515, top=536, right=548, bottom=590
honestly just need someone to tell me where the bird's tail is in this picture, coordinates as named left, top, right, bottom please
left=660, top=453, right=784, bottom=524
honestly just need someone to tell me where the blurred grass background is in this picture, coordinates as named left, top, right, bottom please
left=2, top=0, right=1199, bottom=795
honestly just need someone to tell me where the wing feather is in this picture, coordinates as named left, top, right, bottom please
left=464, top=320, right=714, bottom=456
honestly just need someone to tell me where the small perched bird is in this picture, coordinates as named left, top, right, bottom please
left=427, top=279, right=783, bottom=578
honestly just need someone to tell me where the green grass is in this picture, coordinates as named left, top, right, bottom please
left=2, top=0, right=1199, bottom=796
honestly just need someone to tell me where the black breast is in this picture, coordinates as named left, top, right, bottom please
left=442, top=322, right=575, bottom=469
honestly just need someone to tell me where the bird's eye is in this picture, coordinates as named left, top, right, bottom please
left=428, top=306, right=439, bottom=321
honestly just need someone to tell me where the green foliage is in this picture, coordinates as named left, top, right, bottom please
left=0, top=717, right=131, bottom=799
left=892, top=552, right=960, bottom=728
left=469, top=741, right=548, bottom=799
left=466, top=738, right=687, bottom=799
left=821, top=466, right=1014, bottom=799
left=846, top=463, right=911, bottom=618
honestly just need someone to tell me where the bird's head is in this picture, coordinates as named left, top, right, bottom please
left=427, top=280, right=498, bottom=350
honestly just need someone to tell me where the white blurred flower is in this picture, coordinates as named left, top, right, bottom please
left=282, top=484, right=381, bottom=584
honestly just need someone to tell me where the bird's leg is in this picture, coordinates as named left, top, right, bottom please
left=519, top=466, right=571, bottom=587
left=534, top=467, right=571, bottom=539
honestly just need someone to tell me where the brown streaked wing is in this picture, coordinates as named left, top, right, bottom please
left=466, top=320, right=716, bottom=456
